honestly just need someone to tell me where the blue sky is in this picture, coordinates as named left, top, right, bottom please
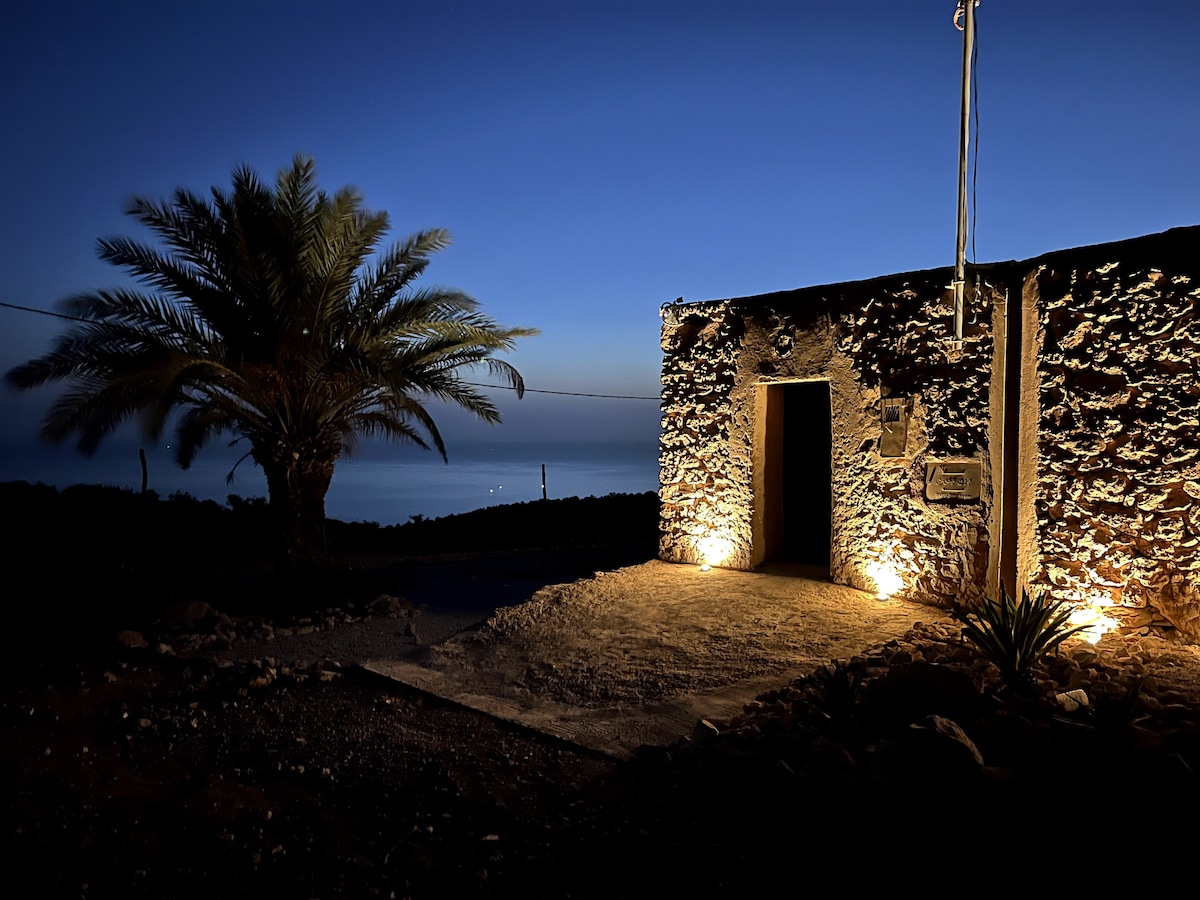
left=1, top=0, right=1196, bottom=499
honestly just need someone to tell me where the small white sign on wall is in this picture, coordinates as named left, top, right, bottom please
left=925, top=459, right=982, bottom=501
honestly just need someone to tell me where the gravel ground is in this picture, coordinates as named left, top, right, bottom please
left=7, top=551, right=1200, bottom=897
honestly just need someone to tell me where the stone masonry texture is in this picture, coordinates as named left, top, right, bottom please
left=659, top=226, right=1200, bottom=641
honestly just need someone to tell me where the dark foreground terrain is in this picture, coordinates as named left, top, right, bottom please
left=4, top=483, right=1200, bottom=897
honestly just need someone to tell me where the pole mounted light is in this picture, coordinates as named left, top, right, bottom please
left=953, top=0, right=978, bottom=347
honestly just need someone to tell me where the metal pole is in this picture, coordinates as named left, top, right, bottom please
left=954, top=1, right=976, bottom=343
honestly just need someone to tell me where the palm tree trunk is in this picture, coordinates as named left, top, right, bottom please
left=259, top=452, right=334, bottom=570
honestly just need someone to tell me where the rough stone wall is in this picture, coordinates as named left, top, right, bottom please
left=659, top=272, right=998, bottom=607
left=659, top=304, right=749, bottom=566
left=830, top=278, right=997, bottom=606
left=1026, top=255, right=1200, bottom=640
left=660, top=225, right=1200, bottom=632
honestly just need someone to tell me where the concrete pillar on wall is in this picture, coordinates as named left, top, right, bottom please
left=751, top=382, right=783, bottom=567
left=997, top=284, right=1024, bottom=602
left=1015, top=272, right=1044, bottom=599
left=986, top=290, right=1008, bottom=601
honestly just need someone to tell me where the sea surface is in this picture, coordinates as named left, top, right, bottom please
left=0, top=440, right=660, bottom=525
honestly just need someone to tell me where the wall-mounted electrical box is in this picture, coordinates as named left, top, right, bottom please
left=881, top=397, right=908, bottom=457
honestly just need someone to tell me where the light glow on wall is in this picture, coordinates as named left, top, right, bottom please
left=1051, top=557, right=1123, bottom=643
left=862, top=537, right=911, bottom=599
left=866, top=561, right=904, bottom=599
left=695, top=532, right=736, bottom=569
left=1059, top=586, right=1122, bottom=644
left=1066, top=603, right=1121, bottom=644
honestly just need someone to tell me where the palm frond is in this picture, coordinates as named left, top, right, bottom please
left=352, top=229, right=454, bottom=316
left=176, top=404, right=240, bottom=468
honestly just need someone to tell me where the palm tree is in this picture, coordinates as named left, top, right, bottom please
left=5, top=155, right=537, bottom=568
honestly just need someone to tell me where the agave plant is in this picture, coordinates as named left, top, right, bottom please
left=953, top=587, right=1090, bottom=690
left=805, top=659, right=867, bottom=726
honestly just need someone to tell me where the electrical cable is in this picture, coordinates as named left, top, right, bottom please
left=971, top=10, right=980, bottom=272
left=0, top=300, right=95, bottom=325
left=0, top=299, right=661, bottom=401
left=462, top=382, right=658, bottom=401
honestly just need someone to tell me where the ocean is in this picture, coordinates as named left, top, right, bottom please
left=322, top=441, right=659, bottom=523
left=0, top=439, right=660, bottom=525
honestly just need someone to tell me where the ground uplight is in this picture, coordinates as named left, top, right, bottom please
left=866, top=561, right=903, bottom=600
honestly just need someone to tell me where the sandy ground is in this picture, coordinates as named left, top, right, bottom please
left=360, top=560, right=955, bottom=756
left=202, top=556, right=1200, bottom=759
left=13, top=546, right=1200, bottom=897
left=204, top=559, right=949, bottom=756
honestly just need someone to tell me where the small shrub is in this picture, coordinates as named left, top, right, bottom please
left=953, top=587, right=1088, bottom=690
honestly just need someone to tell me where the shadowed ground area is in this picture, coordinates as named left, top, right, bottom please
left=7, top=484, right=1200, bottom=897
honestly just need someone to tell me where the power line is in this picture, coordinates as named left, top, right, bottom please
left=462, top=382, right=659, bottom=401
left=0, top=300, right=94, bottom=325
left=0, top=299, right=661, bottom=401
left=970, top=7, right=980, bottom=270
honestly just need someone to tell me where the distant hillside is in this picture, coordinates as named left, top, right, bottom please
left=328, top=491, right=660, bottom=554
left=1, top=481, right=662, bottom=664
left=1, top=481, right=659, bottom=565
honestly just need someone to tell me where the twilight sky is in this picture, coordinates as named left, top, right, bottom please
left=1, top=0, right=1196, bottom=501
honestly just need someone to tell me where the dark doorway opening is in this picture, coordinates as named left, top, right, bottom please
left=755, top=381, right=832, bottom=569
left=781, top=381, right=832, bottom=567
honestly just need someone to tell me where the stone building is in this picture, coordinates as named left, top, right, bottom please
left=658, top=226, right=1200, bottom=641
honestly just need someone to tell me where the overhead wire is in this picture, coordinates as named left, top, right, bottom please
left=462, top=382, right=658, bottom=401
left=0, top=299, right=661, bottom=401
left=0, top=300, right=95, bottom=325
left=971, top=8, right=980, bottom=273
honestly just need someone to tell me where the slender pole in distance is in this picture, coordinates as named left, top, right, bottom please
left=954, top=1, right=976, bottom=344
